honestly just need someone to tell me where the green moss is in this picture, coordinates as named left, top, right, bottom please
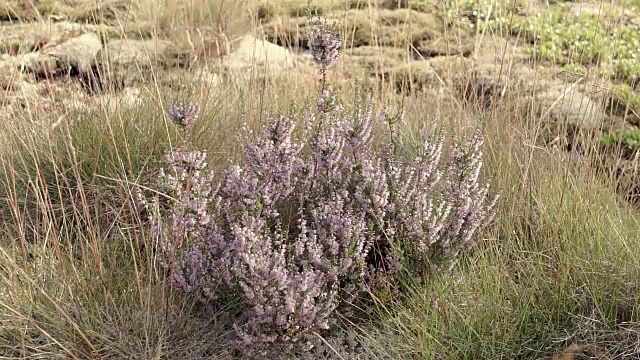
left=440, top=0, right=525, bottom=32
left=510, top=11, right=640, bottom=84
left=408, top=0, right=435, bottom=12
left=609, top=84, right=640, bottom=122
left=600, top=126, right=640, bottom=154
left=563, top=62, right=587, bottom=76
left=439, top=1, right=640, bottom=84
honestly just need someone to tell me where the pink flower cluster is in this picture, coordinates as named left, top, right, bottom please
left=137, top=89, right=497, bottom=355
left=135, top=15, right=498, bottom=356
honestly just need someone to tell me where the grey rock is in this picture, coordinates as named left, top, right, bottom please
left=46, top=32, right=103, bottom=74
left=221, top=35, right=299, bottom=71
left=537, top=86, right=606, bottom=129
left=93, top=39, right=184, bottom=87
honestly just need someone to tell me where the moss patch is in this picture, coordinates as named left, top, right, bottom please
left=600, top=126, right=640, bottom=158
left=440, top=0, right=524, bottom=31
left=511, top=10, right=640, bottom=84
left=608, top=84, right=640, bottom=124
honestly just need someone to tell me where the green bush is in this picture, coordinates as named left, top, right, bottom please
left=600, top=126, right=640, bottom=156
left=609, top=84, right=640, bottom=122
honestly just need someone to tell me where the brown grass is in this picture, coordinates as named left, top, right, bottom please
left=0, top=0, right=639, bottom=358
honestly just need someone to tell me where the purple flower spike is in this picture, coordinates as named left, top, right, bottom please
left=308, top=19, right=342, bottom=73
left=167, top=103, right=200, bottom=128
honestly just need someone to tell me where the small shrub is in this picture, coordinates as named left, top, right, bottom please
left=609, top=84, right=640, bottom=123
left=600, top=126, right=640, bottom=157
left=137, top=15, right=498, bottom=356
left=563, top=62, right=588, bottom=76
left=408, top=0, right=434, bottom=12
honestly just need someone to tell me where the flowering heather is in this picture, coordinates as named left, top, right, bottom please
left=307, top=17, right=342, bottom=83
left=138, top=15, right=498, bottom=356
left=140, top=92, right=497, bottom=355
left=167, top=102, right=200, bottom=128
left=308, top=26, right=342, bottom=69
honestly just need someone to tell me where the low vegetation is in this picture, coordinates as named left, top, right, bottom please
left=0, top=0, right=639, bottom=359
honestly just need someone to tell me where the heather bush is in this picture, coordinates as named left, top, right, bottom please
left=136, top=16, right=498, bottom=356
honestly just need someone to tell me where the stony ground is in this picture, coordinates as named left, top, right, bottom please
left=1, top=0, right=639, bottom=199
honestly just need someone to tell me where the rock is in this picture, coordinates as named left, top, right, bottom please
left=221, top=35, right=300, bottom=71
left=465, top=63, right=547, bottom=106
left=2, top=50, right=80, bottom=79
left=381, top=56, right=472, bottom=94
left=46, top=32, right=103, bottom=74
left=1, top=52, right=59, bottom=78
left=15, top=52, right=58, bottom=77
left=0, top=59, right=23, bottom=91
left=536, top=86, right=607, bottom=129
left=93, top=39, right=186, bottom=88
left=99, top=39, right=179, bottom=67
left=0, top=21, right=103, bottom=55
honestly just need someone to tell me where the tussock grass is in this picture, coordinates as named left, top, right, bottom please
left=1, top=0, right=640, bottom=358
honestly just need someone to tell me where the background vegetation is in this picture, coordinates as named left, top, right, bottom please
left=0, top=0, right=639, bottom=358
